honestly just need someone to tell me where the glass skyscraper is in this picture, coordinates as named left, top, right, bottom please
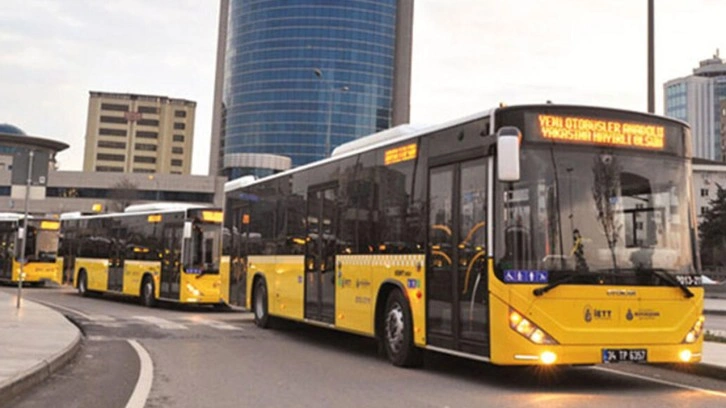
left=664, top=51, right=726, bottom=161
left=209, top=0, right=414, bottom=179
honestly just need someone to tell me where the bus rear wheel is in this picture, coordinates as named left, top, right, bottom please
left=253, top=278, right=270, bottom=328
left=141, top=276, right=156, bottom=308
left=77, top=271, right=89, bottom=297
left=383, top=289, right=423, bottom=367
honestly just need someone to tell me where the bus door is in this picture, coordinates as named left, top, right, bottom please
left=427, top=157, right=490, bottom=356
left=304, top=185, right=337, bottom=323
left=108, top=232, right=124, bottom=292
left=160, top=224, right=182, bottom=299
left=0, top=222, right=17, bottom=280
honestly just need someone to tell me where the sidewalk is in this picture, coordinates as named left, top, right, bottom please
left=0, top=291, right=81, bottom=403
left=704, top=297, right=726, bottom=316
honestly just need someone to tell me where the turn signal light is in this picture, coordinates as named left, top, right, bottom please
left=509, top=309, right=558, bottom=345
left=683, top=315, right=705, bottom=344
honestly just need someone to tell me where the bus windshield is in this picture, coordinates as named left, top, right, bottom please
left=25, top=226, right=59, bottom=262
left=185, top=222, right=221, bottom=274
left=495, top=145, right=694, bottom=283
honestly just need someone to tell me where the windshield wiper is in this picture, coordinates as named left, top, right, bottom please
left=533, top=273, right=589, bottom=297
left=645, top=268, right=694, bottom=298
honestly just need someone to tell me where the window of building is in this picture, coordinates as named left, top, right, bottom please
left=135, top=143, right=157, bottom=152
left=171, top=159, right=183, bottom=167
left=172, top=147, right=183, bottom=154
left=98, top=141, right=126, bottom=149
left=702, top=206, right=709, bottom=215
left=173, top=122, right=185, bottom=130
left=133, top=168, right=155, bottom=173
left=96, top=153, right=125, bottom=162
left=99, top=128, right=127, bottom=137
left=101, top=103, right=129, bottom=112
left=171, top=171, right=181, bottom=175
left=174, top=110, right=187, bottom=118
left=134, top=156, right=156, bottom=164
left=173, top=134, right=185, bottom=142
left=95, top=166, right=124, bottom=172
left=701, top=188, right=710, bottom=197
left=100, top=115, right=127, bottom=124
left=138, top=106, right=158, bottom=114
left=136, top=131, right=158, bottom=139
left=137, top=119, right=159, bottom=127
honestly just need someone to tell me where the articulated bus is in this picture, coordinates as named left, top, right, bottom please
left=223, top=104, right=704, bottom=367
left=60, top=204, right=224, bottom=307
left=0, top=213, right=62, bottom=286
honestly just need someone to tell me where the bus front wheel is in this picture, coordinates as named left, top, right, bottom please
left=141, top=276, right=156, bottom=308
left=77, top=271, right=88, bottom=297
left=253, top=278, right=270, bottom=328
left=383, top=289, right=423, bottom=367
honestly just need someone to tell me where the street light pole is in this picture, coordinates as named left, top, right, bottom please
left=647, top=0, right=655, bottom=113
left=17, top=149, right=34, bottom=309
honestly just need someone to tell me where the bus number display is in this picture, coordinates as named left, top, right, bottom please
left=537, top=114, right=665, bottom=150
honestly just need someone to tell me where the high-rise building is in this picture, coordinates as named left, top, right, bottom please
left=83, top=91, right=196, bottom=174
left=209, top=0, right=414, bottom=179
left=664, top=51, right=726, bottom=161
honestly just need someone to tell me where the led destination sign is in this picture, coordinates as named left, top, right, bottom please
left=536, top=114, right=665, bottom=150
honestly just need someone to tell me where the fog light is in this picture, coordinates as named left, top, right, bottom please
left=540, top=351, right=557, bottom=365
left=679, top=349, right=692, bottom=362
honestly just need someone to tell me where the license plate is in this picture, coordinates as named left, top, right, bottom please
left=602, top=348, right=647, bottom=363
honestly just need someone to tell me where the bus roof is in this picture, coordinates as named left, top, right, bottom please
left=123, top=203, right=209, bottom=213
left=224, top=108, right=496, bottom=192
left=223, top=103, right=689, bottom=193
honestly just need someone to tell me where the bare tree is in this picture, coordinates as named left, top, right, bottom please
left=108, top=178, right=139, bottom=212
left=592, top=154, right=622, bottom=269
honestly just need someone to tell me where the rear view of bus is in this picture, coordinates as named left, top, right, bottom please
left=489, top=105, right=703, bottom=366
left=0, top=214, right=62, bottom=286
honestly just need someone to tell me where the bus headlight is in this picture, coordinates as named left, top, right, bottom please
left=509, top=309, right=558, bottom=345
left=682, top=315, right=705, bottom=344
left=185, top=283, right=201, bottom=297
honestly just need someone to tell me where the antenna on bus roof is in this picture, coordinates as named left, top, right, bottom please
left=123, top=203, right=208, bottom=213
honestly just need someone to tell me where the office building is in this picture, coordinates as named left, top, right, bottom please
left=0, top=122, right=224, bottom=214
left=209, top=0, right=414, bottom=179
left=664, top=51, right=726, bottom=161
left=83, top=91, right=196, bottom=174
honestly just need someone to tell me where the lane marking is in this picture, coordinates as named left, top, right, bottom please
left=593, top=366, right=726, bottom=398
left=34, top=300, right=95, bottom=320
left=125, top=339, right=154, bottom=408
left=180, top=316, right=242, bottom=331
left=132, top=315, right=189, bottom=330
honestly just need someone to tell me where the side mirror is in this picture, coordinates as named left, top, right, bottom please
left=183, top=221, right=192, bottom=239
left=497, top=126, right=521, bottom=182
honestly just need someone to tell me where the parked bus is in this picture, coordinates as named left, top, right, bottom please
left=0, top=213, right=62, bottom=286
left=223, top=104, right=704, bottom=367
left=60, top=204, right=224, bottom=307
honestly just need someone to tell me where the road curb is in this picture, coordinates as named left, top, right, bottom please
left=0, top=329, right=82, bottom=407
left=664, top=361, right=726, bottom=382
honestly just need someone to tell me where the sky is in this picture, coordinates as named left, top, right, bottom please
left=1, top=0, right=725, bottom=175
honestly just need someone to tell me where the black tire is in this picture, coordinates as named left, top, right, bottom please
left=253, top=278, right=270, bottom=328
left=77, top=271, right=89, bottom=297
left=141, top=276, right=156, bottom=308
left=382, top=289, right=423, bottom=367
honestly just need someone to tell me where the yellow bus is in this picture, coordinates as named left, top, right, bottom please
left=61, top=204, right=225, bottom=307
left=0, top=213, right=62, bottom=286
left=223, top=104, right=704, bottom=367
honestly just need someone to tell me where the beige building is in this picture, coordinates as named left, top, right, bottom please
left=83, top=91, right=195, bottom=174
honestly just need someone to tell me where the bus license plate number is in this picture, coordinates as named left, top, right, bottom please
left=602, top=349, right=647, bottom=363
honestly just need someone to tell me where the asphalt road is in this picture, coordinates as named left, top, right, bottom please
left=3, top=286, right=726, bottom=408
